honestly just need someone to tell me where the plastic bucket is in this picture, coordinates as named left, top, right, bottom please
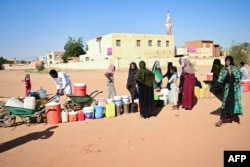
left=206, top=73, right=213, bottom=81
left=45, top=102, right=61, bottom=124
left=115, top=104, right=122, bottom=116
left=78, top=110, right=85, bottom=121
left=123, top=103, right=130, bottom=114
left=74, top=83, right=86, bottom=96
left=61, top=109, right=68, bottom=123
left=83, top=106, right=94, bottom=119
left=94, top=105, right=104, bottom=119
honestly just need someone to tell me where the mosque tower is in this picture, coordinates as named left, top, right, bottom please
left=165, top=11, right=172, bottom=35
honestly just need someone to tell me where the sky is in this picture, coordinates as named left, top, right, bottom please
left=0, top=0, right=249, bottom=60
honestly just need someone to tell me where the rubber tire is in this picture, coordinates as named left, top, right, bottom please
left=0, top=111, right=16, bottom=128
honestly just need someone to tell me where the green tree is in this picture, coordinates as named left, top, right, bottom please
left=62, top=37, right=86, bottom=63
left=229, top=42, right=250, bottom=66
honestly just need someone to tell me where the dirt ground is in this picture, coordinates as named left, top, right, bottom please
left=0, top=65, right=250, bottom=167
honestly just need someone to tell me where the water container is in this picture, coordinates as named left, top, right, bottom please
left=199, top=89, right=205, bottom=99
left=159, top=96, right=168, bottom=105
left=68, top=111, right=78, bottom=122
left=134, top=99, right=140, bottom=112
left=105, top=103, right=115, bottom=118
left=74, top=83, right=86, bottom=96
left=5, top=97, right=24, bottom=108
left=94, top=105, right=104, bottom=119
left=206, top=73, right=213, bottom=81
left=83, top=106, right=94, bottom=119
left=61, top=109, right=69, bottom=123
left=106, top=98, right=113, bottom=104
left=37, top=87, right=47, bottom=99
left=45, top=102, right=61, bottom=124
left=123, top=103, right=129, bottom=114
left=115, top=103, right=122, bottom=116
left=241, top=80, right=250, bottom=92
left=77, top=110, right=85, bottom=121
left=160, top=88, right=169, bottom=97
left=194, top=86, right=200, bottom=99
left=130, top=102, right=138, bottom=113
left=98, top=98, right=107, bottom=106
left=114, top=96, right=122, bottom=105
left=24, top=96, right=36, bottom=109
left=122, top=95, right=130, bottom=104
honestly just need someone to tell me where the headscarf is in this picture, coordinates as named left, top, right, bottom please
left=108, top=64, right=115, bottom=73
left=127, top=62, right=138, bottom=86
left=166, top=62, right=173, bottom=79
left=135, top=61, right=154, bottom=87
left=152, top=60, right=163, bottom=83
left=25, top=74, right=30, bottom=80
left=211, top=59, right=224, bottom=79
left=183, top=59, right=195, bottom=74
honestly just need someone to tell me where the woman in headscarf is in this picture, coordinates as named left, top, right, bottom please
left=104, top=64, right=116, bottom=99
left=126, top=62, right=139, bottom=103
left=179, top=58, right=195, bottom=110
left=152, top=60, right=163, bottom=91
left=135, top=61, right=155, bottom=118
left=163, top=62, right=173, bottom=89
left=211, top=56, right=243, bottom=127
left=210, top=59, right=224, bottom=81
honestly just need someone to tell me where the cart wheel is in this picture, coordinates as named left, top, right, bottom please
left=0, top=111, right=16, bottom=128
left=36, top=113, right=42, bottom=123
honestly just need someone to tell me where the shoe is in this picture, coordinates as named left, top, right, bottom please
left=172, top=105, right=179, bottom=110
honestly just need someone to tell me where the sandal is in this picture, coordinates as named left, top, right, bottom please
left=215, top=120, right=223, bottom=127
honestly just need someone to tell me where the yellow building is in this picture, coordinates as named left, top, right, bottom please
left=85, top=33, right=175, bottom=62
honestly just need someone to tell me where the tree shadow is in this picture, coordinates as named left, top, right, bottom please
left=0, top=126, right=58, bottom=153
left=210, top=107, right=221, bottom=116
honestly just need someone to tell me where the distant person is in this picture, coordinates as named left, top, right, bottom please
left=49, top=69, right=72, bottom=103
left=178, top=58, right=195, bottom=110
left=210, top=59, right=224, bottom=81
left=105, top=64, right=116, bottom=99
left=211, top=56, right=243, bottom=127
left=126, top=62, right=139, bottom=103
left=167, top=66, right=178, bottom=110
left=21, top=74, right=31, bottom=96
left=239, top=62, right=248, bottom=80
left=152, top=60, right=163, bottom=91
left=135, top=61, right=155, bottom=118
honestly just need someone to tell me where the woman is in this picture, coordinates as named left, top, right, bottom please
left=210, top=59, right=224, bottom=81
left=152, top=60, right=163, bottom=91
left=126, top=62, right=139, bottom=102
left=163, top=62, right=173, bottom=89
left=212, top=56, right=243, bottom=127
left=135, top=61, right=155, bottom=118
left=179, top=58, right=195, bottom=110
left=167, top=66, right=178, bottom=110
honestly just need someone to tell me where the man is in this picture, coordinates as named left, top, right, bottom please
left=239, top=62, right=248, bottom=80
left=49, top=69, right=72, bottom=103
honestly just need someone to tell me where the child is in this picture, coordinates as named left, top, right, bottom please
left=22, top=74, right=31, bottom=96
left=105, top=64, right=116, bottom=99
left=167, top=66, right=178, bottom=110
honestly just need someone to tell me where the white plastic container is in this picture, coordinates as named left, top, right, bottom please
left=23, top=96, right=36, bottom=109
left=5, top=97, right=24, bottom=108
left=61, top=109, right=69, bottom=123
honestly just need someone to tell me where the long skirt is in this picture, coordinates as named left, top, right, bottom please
left=181, top=73, right=195, bottom=109
left=138, top=82, right=154, bottom=118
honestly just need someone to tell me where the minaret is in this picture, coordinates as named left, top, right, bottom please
left=165, top=11, right=172, bottom=35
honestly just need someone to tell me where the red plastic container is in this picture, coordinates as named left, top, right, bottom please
left=74, top=83, right=86, bottom=96
left=77, top=110, right=85, bottom=121
left=206, top=73, right=213, bottom=81
left=45, top=102, right=61, bottom=124
left=241, top=80, right=250, bottom=92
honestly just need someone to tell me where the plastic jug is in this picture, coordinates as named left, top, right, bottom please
left=38, top=87, right=47, bottom=99
left=61, top=109, right=69, bottom=123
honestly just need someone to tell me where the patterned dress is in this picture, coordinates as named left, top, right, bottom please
left=217, top=66, right=243, bottom=117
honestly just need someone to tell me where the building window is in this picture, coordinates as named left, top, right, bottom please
left=148, top=40, right=152, bottom=47
left=116, top=40, right=121, bottom=46
left=166, top=41, right=169, bottom=47
left=136, top=40, right=141, bottom=47
left=157, top=40, right=161, bottom=47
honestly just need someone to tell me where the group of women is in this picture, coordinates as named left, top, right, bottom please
left=108, top=55, right=243, bottom=125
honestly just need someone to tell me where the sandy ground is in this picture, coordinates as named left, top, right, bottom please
left=0, top=65, right=250, bottom=167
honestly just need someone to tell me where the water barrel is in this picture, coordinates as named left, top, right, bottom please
left=94, top=105, right=104, bottom=119
left=61, top=109, right=68, bottom=123
left=73, top=83, right=86, bottom=96
left=68, top=111, right=78, bottom=122
left=24, top=96, right=36, bottom=110
left=45, top=102, right=61, bottom=124
left=206, top=73, right=213, bottom=81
